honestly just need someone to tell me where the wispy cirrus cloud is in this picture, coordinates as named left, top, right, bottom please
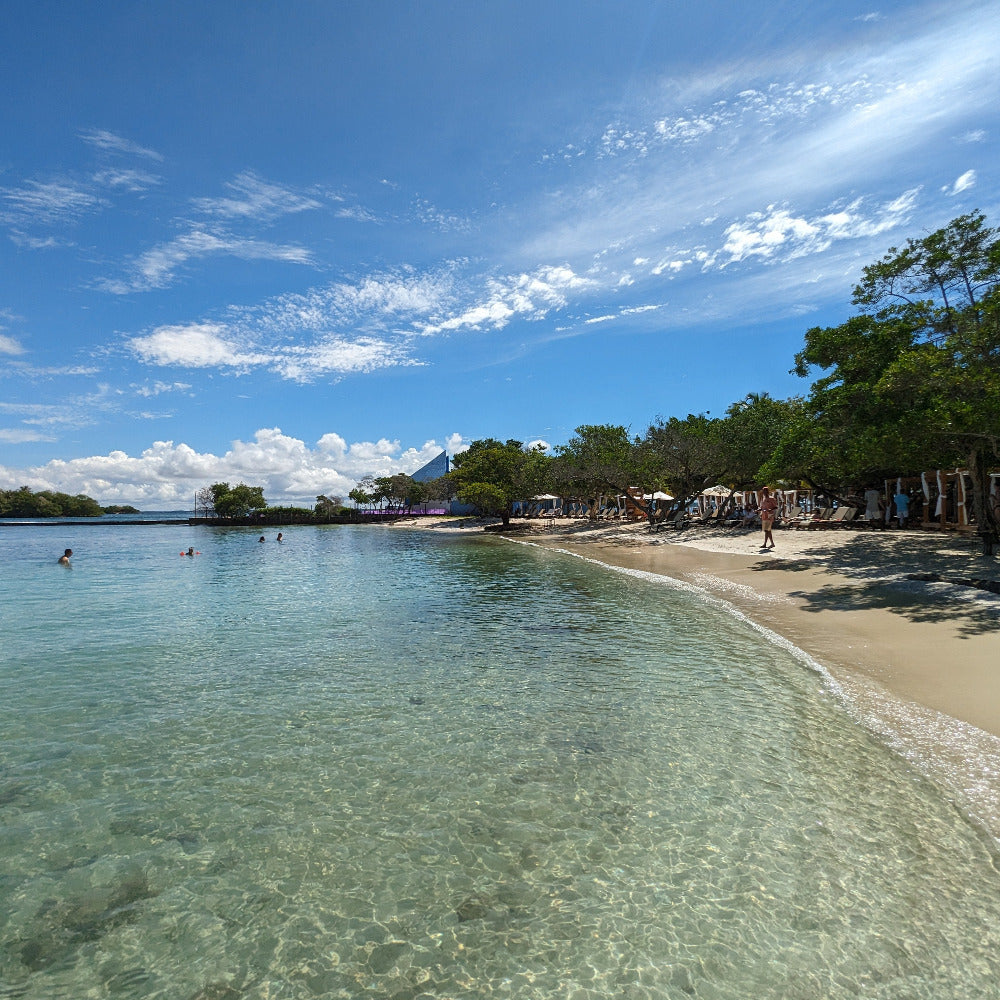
left=0, top=178, right=105, bottom=227
left=192, top=171, right=322, bottom=222
left=100, top=228, right=315, bottom=293
left=124, top=262, right=595, bottom=380
left=415, top=264, right=594, bottom=336
left=79, top=128, right=163, bottom=161
left=524, top=4, right=999, bottom=288
left=92, top=167, right=162, bottom=192
left=126, top=269, right=455, bottom=378
left=942, top=170, right=976, bottom=196
left=0, top=384, right=116, bottom=433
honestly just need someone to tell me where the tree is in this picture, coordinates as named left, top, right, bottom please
left=640, top=414, right=727, bottom=515
left=315, top=495, right=342, bottom=517
left=552, top=424, right=648, bottom=518
left=372, top=474, right=421, bottom=514
left=209, top=482, right=267, bottom=519
left=349, top=476, right=376, bottom=510
left=421, top=475, right=452, bottom=510
left=0, top=487, right=103, bottom=518
left=791, top=211, right=1000, bottom=553
left=195, top=486, right=216, bottom=517
left=449, top=438, right=551, bottom=528
left=721, top=394, right=801, bottom=491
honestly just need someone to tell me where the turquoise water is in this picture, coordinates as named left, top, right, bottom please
left=2, top=524, right=1000, bottom=1000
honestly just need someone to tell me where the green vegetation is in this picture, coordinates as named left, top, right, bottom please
left=452, top=213, right=1000, bottom=552
left=0, top=488, right=105, bottom=518
left=449, top=439, right=551, bottom=528
left=14, top=215, right=996, bottom=550
left=208, top=482, right=268, bottom=519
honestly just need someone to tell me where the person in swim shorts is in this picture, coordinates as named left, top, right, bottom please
left=759, top=487, right=778, bottom=550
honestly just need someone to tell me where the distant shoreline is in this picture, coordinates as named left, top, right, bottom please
left=0, top=518, right=192, bottom=527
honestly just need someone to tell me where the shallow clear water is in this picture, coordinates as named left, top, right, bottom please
left=1, top=524, right=999, bottom=999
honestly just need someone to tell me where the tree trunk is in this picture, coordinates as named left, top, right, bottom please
left=967, top=445, right=998, bottom=557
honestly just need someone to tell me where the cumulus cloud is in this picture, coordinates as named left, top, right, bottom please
left=127, top=319, right=416, bottom=381
left=0, top=428, right=468, bottom=505
left=130, top=323, right=253, bottom=368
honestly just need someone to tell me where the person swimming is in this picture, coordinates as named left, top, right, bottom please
left=58, top=548, right=72, bottom=566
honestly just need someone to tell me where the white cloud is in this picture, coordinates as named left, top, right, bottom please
left=103, top=228, right=315, bottom=292
left=124, top=268, right=463, bottom=380
left=128, top=319, right=416, bottom=381
left=714, top=190, right=920, bottom=267
left=132, top=380, right=193, bottom=398
left=93, top=168, right=161, bottom=192
left=130, top=323, right=252, bottom=368
left=0, top=179, right=105, bottom=227
left=0, top=334, right=25, bottom=355
left=0, top=428, right=468, bottom=505
left=79, top=129, right=163, bottom=161
left=942, top=169, right=976, bottom=195
left=192, top=171, right=322, bottom=221
left=416, top=264, right=594, bottom=336
left=0, top=428, right=53, bottom=443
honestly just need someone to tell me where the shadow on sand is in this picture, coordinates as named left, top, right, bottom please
left=748, top=532, right=1000, bottom=638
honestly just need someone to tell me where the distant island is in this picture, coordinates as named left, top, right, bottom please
left=0, top=487, right=139, bottom=518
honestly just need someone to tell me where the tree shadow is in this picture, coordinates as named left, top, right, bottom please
left=746, top=532, right=1000, bottom=637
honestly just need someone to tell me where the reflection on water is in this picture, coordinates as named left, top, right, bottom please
left=1, top=524, right=999, bottom=999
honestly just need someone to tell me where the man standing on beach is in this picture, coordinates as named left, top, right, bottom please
left=759, top=488, right=778, bottom=550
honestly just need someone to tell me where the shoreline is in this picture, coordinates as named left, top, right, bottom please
left=394, top=514, right=1000, bottom=840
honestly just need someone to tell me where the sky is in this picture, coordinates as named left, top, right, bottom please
left=1, top=0, right=998, bottom=508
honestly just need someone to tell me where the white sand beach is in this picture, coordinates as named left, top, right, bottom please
left=395, top=514, right=1000, bottom=836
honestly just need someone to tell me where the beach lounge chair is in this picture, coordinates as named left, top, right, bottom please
left=810, top=506, right=855, bottom=528
left=651, top=511, right=686, bottom=532
left=798, top=507, right=834, bottom=528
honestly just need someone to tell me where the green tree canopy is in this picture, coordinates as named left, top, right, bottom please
left=640, top=414, right=727, bottom=514
left=721, top=393, right=801, bottom=491
left=552, top=424, right=647, bottom=515
left=789, top=210, right=1000, bottom=551
left=209, top=482, right=268, bottom=519
left=0, top=487, right=103, bottom=518
left=449, top=439, right=551, bottom=527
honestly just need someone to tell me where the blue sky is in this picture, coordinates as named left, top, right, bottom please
left=1, top=0, right=997, bottom=507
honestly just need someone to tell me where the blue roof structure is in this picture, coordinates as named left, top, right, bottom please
left=412, top=451, right=449, bottom=482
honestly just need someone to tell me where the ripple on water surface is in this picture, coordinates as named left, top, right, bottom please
left=1, top=524, right=999, bottom=999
